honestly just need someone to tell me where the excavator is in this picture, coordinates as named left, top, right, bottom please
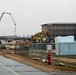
left=31, top=30, right=50, bottom=43
left=42, top=30, right=51, bottom=43
left=42, top=29, right=50, bottom=39
left=31, top=33, right=44, bottom=43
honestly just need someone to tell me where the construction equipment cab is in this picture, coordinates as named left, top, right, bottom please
left=31, top=33, right=44, bottom=43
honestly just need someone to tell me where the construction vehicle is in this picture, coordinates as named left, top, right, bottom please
left=31, top=33, right=44, bottom=43
left=23, top=39, right=29, bottom=47
left=0, top=12, right=16, bottom=36
left=15, top=39, right=29, bottom=45
left=42, top=29, right=51, bottom=43
left=42, top=29, right=50, bottom=39
left=31, top=29, right=50, bottom=43
left=0, top=12, right=17, bottom=49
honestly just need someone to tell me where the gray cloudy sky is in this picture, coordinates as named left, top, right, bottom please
left=0, top=0, right=76, bottom=36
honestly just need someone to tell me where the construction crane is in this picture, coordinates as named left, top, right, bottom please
left=0, top=12, right=17, bottom=37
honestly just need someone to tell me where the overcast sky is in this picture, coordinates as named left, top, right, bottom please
left=0, top=0, right=76, bottom=36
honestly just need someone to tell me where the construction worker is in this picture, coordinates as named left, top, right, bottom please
left=47, top=50, right=51, bottom=65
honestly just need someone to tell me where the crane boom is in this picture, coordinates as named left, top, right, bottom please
left=0, top=12, right=5, bottom=21
left=4, top=12, right=16, bottom=26
left=0, top=12, right=17, bottom=36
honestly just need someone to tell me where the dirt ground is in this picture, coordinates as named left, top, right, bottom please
left=0, top=51, right=76, bottom=72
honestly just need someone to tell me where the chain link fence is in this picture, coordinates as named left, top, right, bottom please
left=28, top=43, right=47, bottom=60
left=28, top=43, right=76, bottom=67
left=52, top=43, right=76, bottom=67
left=0, top=43, right=76, bottom=67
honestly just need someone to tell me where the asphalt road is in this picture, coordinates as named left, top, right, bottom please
left=0, top=55, right=76, bottom=75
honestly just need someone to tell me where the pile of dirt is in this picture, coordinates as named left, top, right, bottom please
left=0, top=52, right=76, bottom=72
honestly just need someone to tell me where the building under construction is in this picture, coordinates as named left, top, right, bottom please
left=41, top=23, right=76, bottom=41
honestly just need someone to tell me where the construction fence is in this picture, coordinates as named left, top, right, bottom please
left=0, top=43, right=76, bottom=67
left=19, top=42, right=76, bottom=68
